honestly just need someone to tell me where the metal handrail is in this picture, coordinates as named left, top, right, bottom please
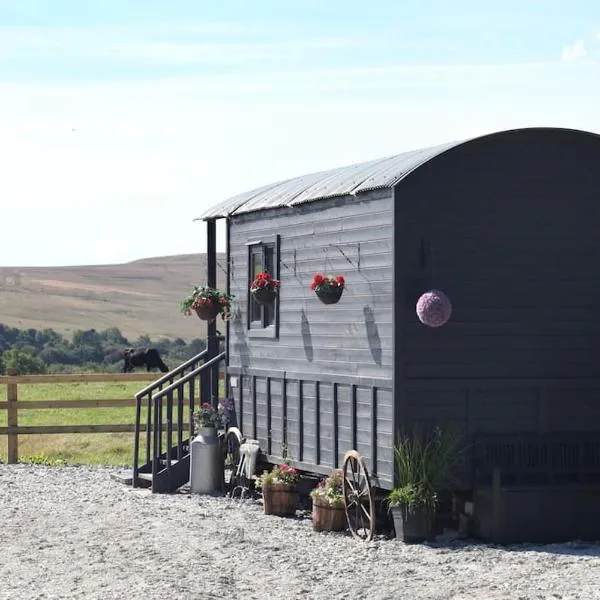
left=150, top=351, right=226, bottom=401
left=150, top=350, right=227, bottom=486
left=135, top=349, right=208, bottom=399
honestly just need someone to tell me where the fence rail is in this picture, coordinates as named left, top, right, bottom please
left=0, top=368, right=213, bottom=464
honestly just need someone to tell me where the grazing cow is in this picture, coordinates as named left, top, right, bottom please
left=123, top=347, right=169, bottom=373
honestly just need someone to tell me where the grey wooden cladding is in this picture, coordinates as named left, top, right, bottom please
left=228, top=193, right=394, bottom=384
left=232, top=372, right=394, bottom=487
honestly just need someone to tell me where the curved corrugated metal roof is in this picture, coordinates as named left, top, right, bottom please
left=195, top=127, right=600, bottom=220
left=196, top=140, right=462, bottom=220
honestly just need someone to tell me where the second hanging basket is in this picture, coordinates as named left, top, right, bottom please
left=315, top=286, right=343, bottom=305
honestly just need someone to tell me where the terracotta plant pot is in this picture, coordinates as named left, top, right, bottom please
left=311, top=497, right=347, bottom=532
left=315, top=286, right=343, bottom=305
left=262, top=483, right=298, bottom=517
left=194, top=303, right=221, bottom=321
left=251, top=287, right=277, bottom=306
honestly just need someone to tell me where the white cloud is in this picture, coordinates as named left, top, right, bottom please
left=561, top=39, right=587, bottom=62
left=0, top=26, right=599, bottom=266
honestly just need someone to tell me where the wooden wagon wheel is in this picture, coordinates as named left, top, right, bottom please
left=222, top=427, right=244, bottom=490
left=343, top=450, right=375, bottom=541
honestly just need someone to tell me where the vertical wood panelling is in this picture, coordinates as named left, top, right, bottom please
left=266, top=377, right=272, bottom=455
left=302, top=381, right=316, bottom=465
left=333, top=383, right=339, bottom=468
left=298, top=380, right=304, bottom=462
left=315, top=381, right=321, bottom=465
left=355, top=387, right=372, bottom=464
left=285, top=380, right=300, bottom=461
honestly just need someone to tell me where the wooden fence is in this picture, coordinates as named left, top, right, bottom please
left=0, top=368, right=177, bottom=464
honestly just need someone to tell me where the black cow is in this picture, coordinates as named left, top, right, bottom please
left=123, top=347, right=169, bottom=373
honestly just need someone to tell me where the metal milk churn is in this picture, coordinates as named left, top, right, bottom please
left=190, top=427, right=223, bottom=494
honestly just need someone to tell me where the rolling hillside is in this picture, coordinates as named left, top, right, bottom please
left=0, top=254, right=226, bottom=341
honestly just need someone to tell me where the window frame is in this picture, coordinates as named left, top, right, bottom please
left=246, top=235, right=280, bottom=339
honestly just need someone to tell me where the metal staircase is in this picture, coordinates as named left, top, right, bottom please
left=132, top=348, right=226, bottom=493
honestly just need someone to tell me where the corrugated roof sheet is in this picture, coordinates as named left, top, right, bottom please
left=196, top=139, right=462, bottom=220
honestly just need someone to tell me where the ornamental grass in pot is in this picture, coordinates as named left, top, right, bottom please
left=256, top=463, right=300, bottom=517
left=310, top=470, right=347, bottom=532
left=388, top=426, right=465, bottom=543
left=181, top=284, right=234, bottom=322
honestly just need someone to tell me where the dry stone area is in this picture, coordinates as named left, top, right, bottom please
left=1, top=465, right=599, bottom=599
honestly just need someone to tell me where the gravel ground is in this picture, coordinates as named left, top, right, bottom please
left=1, top=465, right=600, bottom=600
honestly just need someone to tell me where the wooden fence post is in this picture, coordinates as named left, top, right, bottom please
left=6, top=367, right=18, bottom=464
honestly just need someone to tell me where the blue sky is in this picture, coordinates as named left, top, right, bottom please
left=1, top=0, right=599, bottom=266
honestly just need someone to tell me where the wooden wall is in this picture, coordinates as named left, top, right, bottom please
left=394, top=129, right=600, bottom=457
left=226, top=191, right=395, bottom=486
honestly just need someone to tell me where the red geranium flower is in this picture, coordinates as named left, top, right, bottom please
left=309, top=273, right=346, bottom=293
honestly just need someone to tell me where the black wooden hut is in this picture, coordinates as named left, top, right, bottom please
left=197, top=126, right=600, bottom=542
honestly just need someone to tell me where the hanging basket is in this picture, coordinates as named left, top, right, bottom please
left=251, top=287, right=277, bottom=306
left=194, top=302, right=221, bottom=322
left=262, top=483, right=298, bottom=517
left=311, top=497, right=347, bottom=532
left=315, top=286, right=344, bottom=305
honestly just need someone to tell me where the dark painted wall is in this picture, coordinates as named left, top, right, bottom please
left=395, top=129, right=600, bottom=453
left=227, top=191, right=394, bottom=485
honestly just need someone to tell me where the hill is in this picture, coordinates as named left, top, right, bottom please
left=0, top=254, right=226, bottom=341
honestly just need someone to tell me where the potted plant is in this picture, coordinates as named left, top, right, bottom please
left=250, top=271, right=280, bottom=305
left=310, top=273, right=345, bottom=305
left=256, top=463, right=299, bottom=517
left=181, top=284, right=234, bottom=322
left=190, top=403, right=226, bottom=495
left=192, top=402, right=224, bottom=436
left=310, top=469, right=347, bottom=532
left=387, top=426, right=464, bottom=543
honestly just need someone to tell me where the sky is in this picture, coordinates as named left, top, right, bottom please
left=1, top=0, right=599, bottom=266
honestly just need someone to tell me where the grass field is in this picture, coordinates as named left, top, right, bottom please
left=0, top=380, right=190, bottom=466
left=0, top=252, right=225, bottom=341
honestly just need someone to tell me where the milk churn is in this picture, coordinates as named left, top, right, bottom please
left=190, top=427, right=223, bottom=494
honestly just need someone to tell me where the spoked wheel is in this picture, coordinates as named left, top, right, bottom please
left=222, top=427, right=243, bottom=490
left=343, top=450, right=375, bottom=541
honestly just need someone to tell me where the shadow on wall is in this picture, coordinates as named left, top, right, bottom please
left=231, top=308, right=250, bottom=369
left=301, top=309, right=314, bottom=362
left=363, top=305, right=382, bottom=366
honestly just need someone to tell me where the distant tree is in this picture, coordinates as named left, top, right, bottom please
left=98, top=327, right=129, bottom=346
left=39, top=346, right=78, bottom=365
left=2, top=349, right=47, bottom=374
left=188, top=338, right=206, bottom=355
left=72, top=328, right=102, bottom=347
left=134, top=334, right=152, bottom=347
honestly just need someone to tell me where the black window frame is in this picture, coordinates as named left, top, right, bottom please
left=247, top=235, right=280, bottom=339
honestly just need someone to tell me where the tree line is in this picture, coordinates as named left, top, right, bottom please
left=0, top=324, right=206, bottom=375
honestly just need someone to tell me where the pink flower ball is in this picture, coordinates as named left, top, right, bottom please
left=416, top=290, right=452, bottom=328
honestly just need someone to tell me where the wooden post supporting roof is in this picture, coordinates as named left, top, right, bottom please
left=206, top=219, right=219, bottom=407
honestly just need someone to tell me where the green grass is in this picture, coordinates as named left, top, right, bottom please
left=0, top=381, right=192, bottom=467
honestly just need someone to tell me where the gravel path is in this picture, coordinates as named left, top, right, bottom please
left=1, top=465, right=600, bottom=599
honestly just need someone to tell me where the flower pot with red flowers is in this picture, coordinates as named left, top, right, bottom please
left=250, top=271, right=280, bottom=305
left=310, top=470, right=347, bottom=532
left=310, top=273, right=345, bottom=305
left=256, top=464, right=300, bottom=517
left=181, top=285, right=235, bottom=322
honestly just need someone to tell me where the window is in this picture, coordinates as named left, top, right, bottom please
left=247, top=236, right=280, bottom=338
